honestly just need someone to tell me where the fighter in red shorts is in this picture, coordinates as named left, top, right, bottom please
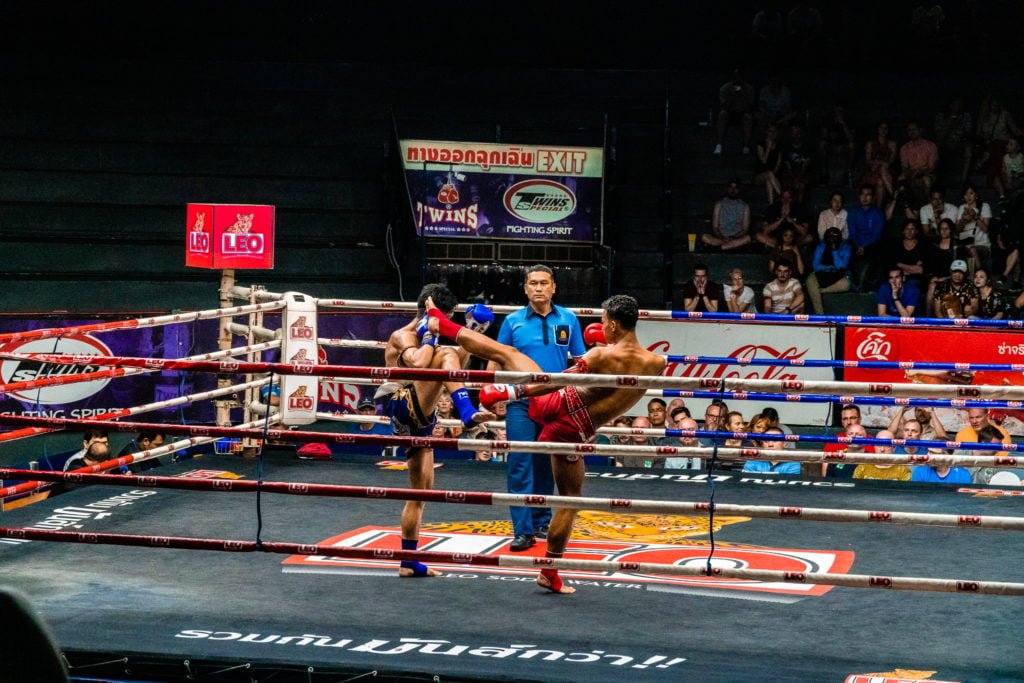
left=421, top=294, right=665, bottom=594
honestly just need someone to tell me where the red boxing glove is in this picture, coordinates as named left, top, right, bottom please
left=479, top=383, right=524, bottom=410
left=583, top=322, right=606, bottom=346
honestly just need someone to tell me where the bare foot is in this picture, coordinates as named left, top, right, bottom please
left=537, top=573, right=576, bottom=594
left=399, top=566, right=442, bottom=578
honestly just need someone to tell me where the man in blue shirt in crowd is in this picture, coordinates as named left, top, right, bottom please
left=847, top=184, right=885, bottom=290
left=876, top=267, right=919, bottom=317
left=487, top=265, right=586, bottom=551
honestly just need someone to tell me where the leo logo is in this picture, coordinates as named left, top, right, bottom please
left=610, top=499, right=632, bottom=508
left=411, top=438, right=432, bottom=448
left=958, top=516, right=982, bottom=525
left=740, top=448, right=760, bottom=457
left=452, top=553, right=474, bottom=563
left=445, top=491, right=467, bottom=502
left=781, top=380, right=804, bottom=391
left=869, top=511, right=892, bottom=521
left=335, top=435, right=355, bottom=444
left=908, top=454, right=930, bottom=463
left=370, top=368, right=392, bottom=377
left=619, top=562, right=641, bottom=571
left=211, top=480, right=234, bottom=490
left=524, top=495, right=546, bottom=505
left=71, top=353, right=94, bottom=363
left=869, top=576, right=893, bottom=588
left=289, top=323, right=314, bottom=340
left=266, top=430, right=283, bottom=440
left=868, top=383, right=892, bottom=394
left=533, top=557, right=554, bottom=566
left=287, top=483, right=309, bottom=494
left=956, top=581, right=980, bottom=592
left=574, top=444, right=596, bottom=453
left=995, top=457, right=1019, bottom=466
left=137, top=477, right=157, bottom=486
left=193, top=428, right=210, bottom=436
left=699, top=378, right=721, bottom=388
left=779, top=507, right=802, bottom=516
left=531, top=373, right=550, bottom=383
left=288, top=385, right=314, bottom=411
left=188, top=229, right=209, bottom=253
left=655, top=446, right=677, bottom=454
left=294, top=365, right=315, bottom=375
left=373, top=549, right=395, bottom=559
left=80, top=533, right=99, bottom=544
left=380, top=302, right=395, bottom=308
left=148, top=536, right=171, bottom=547
left=783, top=572, right=805, bottom=582
left=694, top=502, right=711, bottom=511
left=219, top=361, right=240, bottom=372
left=448, top=370, right=470, bottom=381
left=298, top=544, right=319, bottom=554
left=957, top=387, right=981, bottom=398
left=616, top=376, right=639, bottom=386
left=144, top=359, right=165, bottom=369
left=221, top=232, right=265, bottom=256
left=824, top=452, right=846, bottom=461
left=366, top=487, right=387, bottom=497
left=740, top=312, right=756, bottom=319
left=67, top=473, right=84, bottom=483
left=224, top=541, right=247, bottom=550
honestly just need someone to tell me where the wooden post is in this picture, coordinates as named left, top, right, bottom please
left=215, top=269, right=236, bottom=428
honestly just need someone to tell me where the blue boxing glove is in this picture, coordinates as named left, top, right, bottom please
left=464, top=303, right=494, bottom=333
left=415, top=316, right=438, bottom=346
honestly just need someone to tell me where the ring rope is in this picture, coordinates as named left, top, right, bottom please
left=1, top=415, right=1016, bottom=467
left=10, top=354, right=1024, bottom=400
left=0, top=301, right=286, bottom=345
left=7, top=470, right=1023, bottom=531
left=5, top=526, right=1021, bottom=596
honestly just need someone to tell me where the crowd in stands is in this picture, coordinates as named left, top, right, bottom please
left=702, top=70, right=1024, bottom=319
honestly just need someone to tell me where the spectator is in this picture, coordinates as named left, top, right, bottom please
left=997, top=136, right=1024, bottom=202
left=119, top=430, right=166, bottom=473
left=702, top=399, right=728, bottom=446
left=720, top=410, right=747, bottom=469
left=897, top=120, right=939, bottom=200
left=894, top=419, right=924, bottom=456
left=646, top=398, right=668, bottom=429
left=660, top=416, right=702, bottom=470
left=818, top=103, right=855, bottom=187
left=824, top=422, right=875, bottom=479
left=821, top=403, right=862, bottom=477
left=971, top=424, right=1015, bottom=484
left=861, top=121, right=898, bottom=207
left=933, top=259, right=979, bottom=318
left=805, top=227, right=851, bottom=314
left=925, top=218, right=957, bottom=315
left=680, top=262, right=721, bottom=312
left=955, top=183, right=993, bottom=267
left=955, top=409, right=1010, bottom=457
left=892, top=219, right=927, bottom=287
left=713, top=68, right=755, bottom=156
left=887, top=406, right=947, bottom=442
left=616, top=416, right=661, bottom=469
left=817, top=190, right=848, bottom=241
left=762, top=259, right=805, bottom=314
left=667, top=398, right=688, bottom=418
left=918, top=187, right=958, bottom=237
left=933, top=96, right=973, bottom=186
left=63, top=430, right=113, bottom=472
left=761, top=406, right=793, bottom=439
left=746, top=413, right=769, bottom=437
left=847, top=184, right=886, bottom=289
left=781, top=123, right=814, bottom=203
left=337, top=396, right=392, bottom=458
left=597, top=415, right=634, bottom=446
left=753, top=124, right=783, bottom=204
left=703, top=179, right=752, bottom=251
left=911, top=448, right=973, bottom=484
left=489, top=263, right=586, bottom=552
left=876, top=268, right=919, bottom=318
left=757, top=189, right=809, bottom=250
left=724, top=267, right=756, bottom=313
left=743, top=428, right=800, bottom=475
left=975, top=97, right=1021, bottom=189
left=973, top=268, right=1007, bottom=319
left=768, top=224, right=807, bottom=278
left=852, top=429, right=912, bottom=481
left=757, top=73, right=797, bottom=130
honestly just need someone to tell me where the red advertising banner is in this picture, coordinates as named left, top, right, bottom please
left=845, top=326, right=1024, bottom=435
left=185, top=204, right=275, bottom=269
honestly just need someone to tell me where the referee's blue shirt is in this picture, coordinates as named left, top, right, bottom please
left=496, top=305, right=586, bottom=373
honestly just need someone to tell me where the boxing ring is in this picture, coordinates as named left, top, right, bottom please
left=1, top=292, right=1023, bottom=681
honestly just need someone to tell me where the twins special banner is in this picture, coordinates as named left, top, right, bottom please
left=399, top=139, right=604, bottom=242
left=844, top=327, right=1024, bottom=436
left=635, top=321, right=835, bottom=426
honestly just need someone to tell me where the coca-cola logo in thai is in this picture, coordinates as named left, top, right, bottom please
left=854, top=330, right=894, bottom=360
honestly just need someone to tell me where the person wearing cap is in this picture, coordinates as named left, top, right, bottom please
left=702, top=179, right=751, bottom=251
left=876, top=267, right=919, bottom=317
left=334, top=395, right=391, bottom=458
left=932, top=259, right=979, bottom=317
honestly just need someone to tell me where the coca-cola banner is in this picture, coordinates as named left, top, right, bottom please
left=399, top=139, right=604, bottom=242
left=844, top=327, right=1024, bottom=436
left=636, top=321, right=835, bottom=426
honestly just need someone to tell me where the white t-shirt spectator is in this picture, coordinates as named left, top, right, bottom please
left=728, top=285, right=755, bottom=312
left=817, top=208, right=848, bottom=241
left=918, top=202, right=957, bottom=233
left=957, top=202, right=992, bottom=247
left=763, top=278, right=803, bottom=313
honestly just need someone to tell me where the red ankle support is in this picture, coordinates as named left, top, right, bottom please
left=426, top=308, right=464, bottom=341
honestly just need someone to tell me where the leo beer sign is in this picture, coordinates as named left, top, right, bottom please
left=185, top=204, right=275, bottom=269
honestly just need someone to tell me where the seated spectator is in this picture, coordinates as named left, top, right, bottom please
left=973, top=268, right=1007, bottom=319
left=781, top=123, right=814, bottom=203
left=761, top=407, right=793, bottom=441
left=887, top=406, right=947, bottom=442
left=757, top=73, right=797, bottom=130
left=701, top=399, right=728, bottom=445
left=646, top=398, right=668, bottom=429
left=746, top=412, right=769, bottom=436
left=597, top=415, right=634, bottom=446
left=955, top=409, right=1010, bottom=457
left=680, top=262, right=721, bottom=312
left=898, top=120, right=939, bottom=201
left=955, top=183, right=993, bottom=268
left=337, top=395, right=393, bottom=458
left=762, top=259, right=805, bottom=314
left=911, top=448, right=973, bottom=484
left=818, top=103, right=855, bottom=187
left=724, top=268, right=756, bottom=313
left=894, top=419, right=925, bottom=456
left=767, top=224, right=807, bottom=278
left=817, top=190, right=848, bottom=241
left=805, top=227, right=851, bottom=314
left=667, top=399, right=689, bottom=419
left=877, top=267, right=919, bottom=317
left=824, top=421, right=874, bottom=479
left=861, top=121, right=898, bottom=207
left=742, top=428, right=800, bottom=475
left=702, top=179, right=752, bottom=251
left=847, top=184, right=886, bottom=289
left=933, top=97, right=973, bottom=187
left=659, top=416, right=702, bottom=470
left=925, top=218, right=957, bottom=315
left=753, top=124, right=782, bottom=204
left=933, top=259, right=979, bottom=317
left=852, top=430, right=912, bottom=481
left=918, top=187, right=959, bottom=237
left=971, top=424, right=1017, bottom=484
left=893, top=219, right=927, bottom=287
left=64, top=429, right=113, bottom=471
left=719, top=410, right=747, bottom=469
left=615, top=416, right=660, bottom=468
left=713, top=68, right=754, bottom=156
left=119, top=430, right=166, bottom=472
left=757, top=189, right=811, bottom=251
left=997, top=136, right=1024, bottom=202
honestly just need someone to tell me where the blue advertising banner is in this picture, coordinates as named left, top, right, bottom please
left=400, top=139, right=604, bottom=243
